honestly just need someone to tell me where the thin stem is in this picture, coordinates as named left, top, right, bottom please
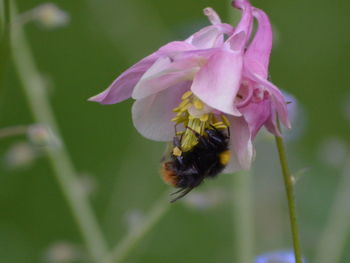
left=104, top=192, right=170, bottom=263
left=0, top=0, right=10, bottom=86
left=9, top=1, right=109, bottom=262
left=231, top=171, right=254, bottom=263
left=274, top=134, right=303, bottom=263
left=315, top=158, right=350, bottom=263
left=0, top=125, right=28, bottom=139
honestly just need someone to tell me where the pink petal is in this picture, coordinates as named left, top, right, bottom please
left=186, top=26, right=224, bottom=49
left=88, top=54, right=157, bottom=104
left=240, top=98, right=271, bottom=138
left=203, top=7, right=221, bottom=25
left=185, top=8, right=234, bottom=49
left=132, top=48, right=218, bottom=100
left=227, top=0, right=253, bottom=50
left=265, top=114, right=281, bottom=137
left=132, top=82, right=191, bottom=141
left=191, top=47, right=243, bottom=116
left=89, top=41, right=194, bottom=104
left=223, top=116, right=253, bottom=173
left=245, top=8, right=273, bottom=79
left=246, top=71, right=291, bottom=129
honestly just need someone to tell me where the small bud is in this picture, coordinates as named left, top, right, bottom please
left=27, top=124, right=52, bottom=146
left=290, top=175, right=296, bottom=185
left=4, top=142, right=37, bottom=169
left=34, top=3, right=70, bottom=29
left=43, top=242, right=84, bottom=263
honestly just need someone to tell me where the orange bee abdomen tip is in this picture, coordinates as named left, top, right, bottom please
left=161, top=162, right=178, bottom=187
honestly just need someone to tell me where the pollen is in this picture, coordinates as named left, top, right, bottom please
left=171, top=90, right=231, bottom=152
left=181, top=90, right=193, bottom=100
left=221, top=115, right=231, bottom=127
left=172, top=147, right=182, bottom=156
left=193, top=99, right=204, bottom=110
left=219, top=150, right=231, bottom=165
left=200, top=114, right=209, bottom=122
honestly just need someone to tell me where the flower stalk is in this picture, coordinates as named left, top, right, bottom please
left=9, top=1, right=108, bottom=262
left=274, top=129, right=302, bottom=263
left=0, top=125, right=28, bottom=139
left=104, top=192, right=171, bottom=263
left=315, top=157, right=350, bottom=263
left=231, top=171, right=254, bottom=263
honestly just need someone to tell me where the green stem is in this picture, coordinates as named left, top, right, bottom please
left=274, top=134, right=302, bottom=263
left=104, top=193, right=170, bottom=263
left=9, top=1, right=109, bottom=262
left=231, top=171, right=254, bottom=263
left=315, top=158, right=350, bottom=263
left=0, top=0, right=10, bottom=87
left=0, top=125, right=28, bottom=139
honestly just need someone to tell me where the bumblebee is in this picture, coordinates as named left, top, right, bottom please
left=161, top=126, right=230, bottom=202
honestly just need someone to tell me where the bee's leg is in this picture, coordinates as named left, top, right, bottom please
left=209, top=124, right=218, bottom=131
left=170, top=187, right=194, bottom=203
left=174, top=123, right=179, bottom=136
left=173, top=136, right=181, bottom=148
left=170, top=188, right=186, bottom=196
left=173, top=124, right=184, bottom=151
left=185, top=126, right=200, bottom=137
left=185, top=126, right=212, bottom=149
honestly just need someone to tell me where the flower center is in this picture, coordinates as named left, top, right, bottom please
left=171, top=91, right=230, bottom=154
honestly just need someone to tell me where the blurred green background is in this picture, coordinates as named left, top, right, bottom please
left=1, top=0, right=350, bottom=262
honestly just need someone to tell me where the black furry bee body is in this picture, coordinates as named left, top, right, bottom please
left=162, top=126, right=230, bottom=202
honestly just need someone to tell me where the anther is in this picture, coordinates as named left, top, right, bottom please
left=181, top=91, right=193, bottom=100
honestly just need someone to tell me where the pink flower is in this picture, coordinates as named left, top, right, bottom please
left=89, top=0, right=290, bottom=173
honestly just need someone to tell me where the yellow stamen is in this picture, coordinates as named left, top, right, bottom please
left=221, top=115, right=231, bottom=127
left=200, top=114, right=209, bottom=122
left=173, top=147, right=182, bottom=156
left=213, top=125, right=227, bottom=130
left=179, top=99, right=190, bottom=110
left=171, top=91, right=231, bottom=152
left=193, top=99, right=204, bottom=110
left=172, top=106, right=181, bottom=112
left=181, top=90, right=193, bottom=100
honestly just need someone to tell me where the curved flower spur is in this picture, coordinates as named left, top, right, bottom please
left=89, top=0, right=290, bottom=202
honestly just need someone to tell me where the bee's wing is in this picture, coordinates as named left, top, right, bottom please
left=160, top=142, right=173, bottom=162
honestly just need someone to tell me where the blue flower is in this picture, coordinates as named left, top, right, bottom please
left=254, top=251, right=307, bottom=263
